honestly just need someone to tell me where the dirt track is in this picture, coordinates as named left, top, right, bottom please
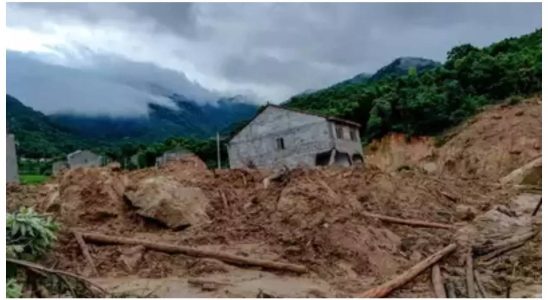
left=7, top=98, right=541, bottom=297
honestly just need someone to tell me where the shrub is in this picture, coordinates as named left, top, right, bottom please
left=6, top=278, right=23, bottom=298
left=7, top=207, right=59, bottom=259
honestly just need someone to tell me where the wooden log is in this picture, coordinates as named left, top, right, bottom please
left=72, top=230, right=99, bottom=277
left=445, top=281, right=456, bottom=298
left=477, top=231, right=537, bottom=260
left=218, top=190, right=228, bottom=209
left=188, top=278, right=232, bottom=287
left=361, top=211, right=455, bottom=230
left=358, top=243, right=457, bottom=298
left=7, top=258, right=108, bottom=296
left=78, top=231, right=307, bottom=274
left=532, top=197, right=542, bottom=216
left=474, top=270, right=487, bottom=298
left=431, top=264, right=447, bottom=298
left=466, top=248, right=475, bottom=298
left=474, top=231, right=536, bottom=256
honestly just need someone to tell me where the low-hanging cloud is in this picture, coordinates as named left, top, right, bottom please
left=6, top=2, right=542, bottom=114
left=7, top=50, right=221, bottom=116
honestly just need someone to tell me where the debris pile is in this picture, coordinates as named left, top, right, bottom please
left=6, top=98, right=541, bottom=297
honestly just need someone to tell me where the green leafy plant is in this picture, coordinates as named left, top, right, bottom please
left=6, top=278, right=23, bottom=298
left=7, top=207, right=59, bottom=259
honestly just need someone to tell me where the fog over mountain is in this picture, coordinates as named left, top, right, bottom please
left=7, top=51, right=231, bottom=116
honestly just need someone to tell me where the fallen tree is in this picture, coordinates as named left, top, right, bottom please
left=361, top=211, right=455, bottom=230
left=72, top=230, right=98, bottom=277
left=358, top=243, right=457, bottom=298
left=7, top=258, right=108, bottom=297
left=77, top=231, right=307, bottom=274
left=474, top=231, right=537, bottom=258
left=431, top=264, right=446, bottom=298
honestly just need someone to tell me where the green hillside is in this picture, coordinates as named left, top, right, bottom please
left=7, top=95, right=97, bottom=158
left=285, top=29, right=541, bottom=141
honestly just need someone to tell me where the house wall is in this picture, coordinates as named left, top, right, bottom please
left=156, top=151, right=192, bottom=167
left=67, top=151, right=103, bottom=168
left=228, top=106, right=334, bottom=169
left=7, top=134, right=19, bottom=183
left=330, top=122, right=364, bottom=160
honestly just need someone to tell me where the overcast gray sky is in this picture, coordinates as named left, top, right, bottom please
left=6, top=2, right=542, bottom=116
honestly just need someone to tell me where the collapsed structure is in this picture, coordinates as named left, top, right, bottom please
left=228, top=105, right=364, bottom=169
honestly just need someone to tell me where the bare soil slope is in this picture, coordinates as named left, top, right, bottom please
left=366, top=97, right=541, bottom=181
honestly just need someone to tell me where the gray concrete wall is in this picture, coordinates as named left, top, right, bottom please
left=228, top=106, right=334, bottom=169
left=330, top=122, right=364, bottom=159
left=67, top=150, right=103, bottom=168
left=7, top=134, right=19, bottom=183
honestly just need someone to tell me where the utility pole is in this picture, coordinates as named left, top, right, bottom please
left=216, top=132, right=221, bottom=169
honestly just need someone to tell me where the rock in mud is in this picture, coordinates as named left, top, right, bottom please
left=119, top=245, right=146, bottom=273
left=125, top=176, right=210, bottom=229
left=499, top=157, right=541, bottom=186
left=455, top=204, right=478, bottom=221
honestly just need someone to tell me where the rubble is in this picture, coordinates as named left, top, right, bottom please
left=6, top=98, right=541, bottom=297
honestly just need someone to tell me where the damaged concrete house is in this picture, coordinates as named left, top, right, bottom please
left=228, top=105, right=364, bottom=169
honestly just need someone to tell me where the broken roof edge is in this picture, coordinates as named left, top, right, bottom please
left=266, top=104, right=362, bottom=128
left=229, top=104, right=361, bottom=143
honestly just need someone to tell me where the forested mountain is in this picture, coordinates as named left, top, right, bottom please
left=7, top=95, right=98, bottom=158
left=285, top=29, right=541, bottom=141
left=368, top=57, right=440, bottom=81
left=283, top=56, right=440, bottom=116
left=7, top=93, right=257, bottom=158
left=50, top=95, right=257, bottom=141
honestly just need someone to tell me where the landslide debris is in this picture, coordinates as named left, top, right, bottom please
left=6, top=98, right=541, bottom=297
left=366, top=97, right=541, bottom=181
left=124, top=176, right=211, bottom=229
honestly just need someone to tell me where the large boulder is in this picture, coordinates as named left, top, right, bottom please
left=124, top=176, right=210, bottom=229
left=499, top=157, right=541, bottom=186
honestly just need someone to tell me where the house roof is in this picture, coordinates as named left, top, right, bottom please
left=229, top=104, right=361, bottom=142
left=67, top=149, right=98, bottom=159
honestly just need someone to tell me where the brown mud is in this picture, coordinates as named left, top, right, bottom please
left=7, top=98, right=541, bottom=297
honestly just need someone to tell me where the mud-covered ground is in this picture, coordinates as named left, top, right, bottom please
left=7, top=98, right=541, bottom=297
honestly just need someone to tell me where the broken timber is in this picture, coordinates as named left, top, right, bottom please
left=431, top=264, right=446, bottom=298
left=361, top=211, right=455, bottom=230
left=7, top=258, right=108, bottom=296
left=71, top=230, right=99, bottom=276
left=358, top=243, right=457, bottom=298
left=77, top=231, right=307, bottom=274
left=466, top=247, right=475, bottom=298
left=474, top=270, right=488, bottom=298
left=474, top=231, right=537, bottom=259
